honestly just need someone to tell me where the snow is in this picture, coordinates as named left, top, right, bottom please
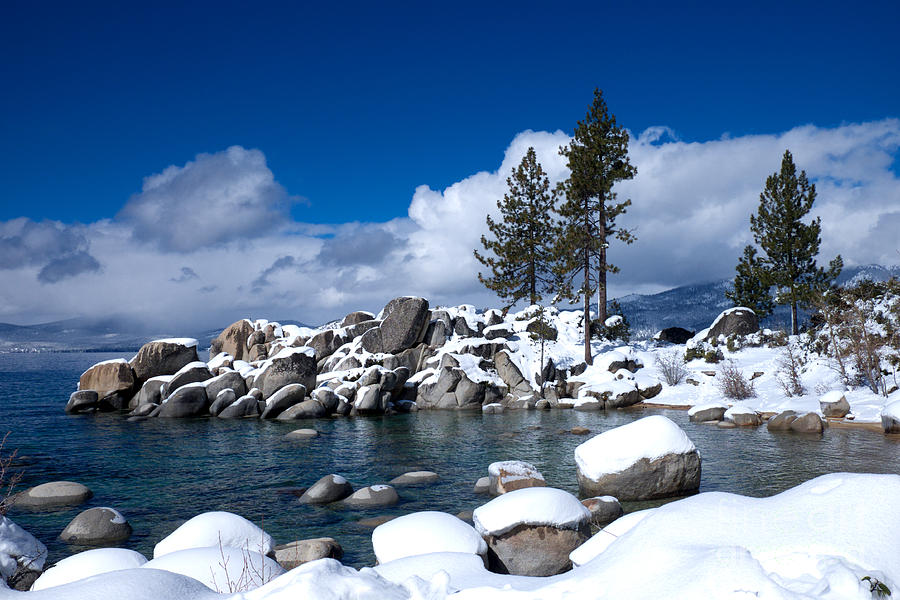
left=269, top=346, right=316, bottom=361
left=79, top=358, right=127, bottom=378
left=569, top=509, right=655, bottom=567
left=24, top=568, right=218, bottom=599
left=371, top=511, right=487, bottom=564
left=31, top=548, right=147, bottom=591
left=207, top=352, right=233, bottom=370
left=172, top=361, right=208, bottom=376
left=574, top=416, right=697, bottom=479
left=487, top=460, right=544, bottom=483
left=604, top=315, right=623, bottom=328
left=373, top=552, right=545, bottom=594
left=820, top=390, right=846, bottom=404
left=151, top=338, right=199, bottom=348
left=472, top=487, right=590, bottom=537
left=153, top=511, right=273, bottom=559
left=883, top=400, right=900, bottom=420
left=0, top=516, right=46, bottom=583
left=724, top=404, right=757, bottom=418
left=143, top=546, right=284, bottom=591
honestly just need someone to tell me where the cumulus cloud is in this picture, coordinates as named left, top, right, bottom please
left=117, top=146, right=294, bottom=253
left=0, top=122, right=897, bottom=330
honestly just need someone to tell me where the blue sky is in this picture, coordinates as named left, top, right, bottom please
left=0, top=1, right=898, bottom=328
left=3, top=1, right=898, bottom=225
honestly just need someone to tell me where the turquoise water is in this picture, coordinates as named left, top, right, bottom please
left=3, top=352, right=900, bottom=568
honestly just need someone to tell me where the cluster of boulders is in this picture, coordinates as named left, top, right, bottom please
left=66, top=296, right=666, bottom=421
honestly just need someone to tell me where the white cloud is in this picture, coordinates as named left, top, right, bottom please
left=0, top=122, right=897, bottom=331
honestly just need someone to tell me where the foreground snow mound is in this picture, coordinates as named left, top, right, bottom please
left=153, top=511, right=273, bottom=558
left=143, top=546, right=284, bottom=592
left=0, top=516, right=46, bottom=584
left=574, top=415, right=696, bottom=479
left=473, top=488, right=590, bottom=537
left=372, top=511, right=487, bottom=564
left=374, top=552, right=545, bottom=594
left=31, top=548, right=146, bottom=591
left=24, top=567, right=217, bottom=599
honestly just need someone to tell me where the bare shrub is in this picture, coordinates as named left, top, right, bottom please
left=717, top=360, right=755, bottom=400
left=210, top=529, right=276, bottom=593
left=775, top=342, right=806, bottom=397
left=1, top=432, right=23, bottom=516
left=655, top=349, right=688, bottom=385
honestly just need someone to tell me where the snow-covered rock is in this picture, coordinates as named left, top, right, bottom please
left=0, top=516, right=46, bottom=585
left=574, top=415, right=701, bottom=500
left=372, top=511, right=487, bottom=564
left=487, top=460, right=546, bottom=495
left=820, top=390, right=850, bottom=418
left=31, top=548, right=146, bottom=591
left=153, top=511, right=273, bottom=559
left=687, top=402, right=728, bottom=422
left=143, top=546, right=284, bottom=591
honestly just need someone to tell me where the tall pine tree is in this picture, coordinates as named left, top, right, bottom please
left=726, top=245, right=775, bottom=318
left=748, top=150, right=842, bottom=334
left=474, top=147, right=558, bottom=308
left=555, top=89, right=636, bottom=365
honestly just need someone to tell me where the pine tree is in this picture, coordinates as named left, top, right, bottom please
left=555, top=89, right=636, bottom=364
left=749, top=150, right=843, bottom=334
left=726, top=245, right=775, bottom=318
left=474, top=147, right=558, bottom=308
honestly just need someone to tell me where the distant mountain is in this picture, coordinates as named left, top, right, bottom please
left=614, top=264, right=899, bottom=337
left=0, top=316, right=315, bottom=353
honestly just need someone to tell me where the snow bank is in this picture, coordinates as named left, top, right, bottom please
left=883, top=400, right=900, bottom=420
left=153, top=511, right=273, bottom=558
left=373, top=552, right=545, bottom=594
left=0, top=516, right=46, bottom=583
left=25, top=568, right=218, bottom=599
left=372, top=511, right=487, bottom=564
left=472, top=487, right=590, bottom=537
left=152, top=338, right=199, bottom=348
left=569, top=509, right=656, bottom=567
left=31, top=548, right=147, bottom=591
left=143, top=546, right=284, bottom=591
left=574, top=416, right=696, bottom=479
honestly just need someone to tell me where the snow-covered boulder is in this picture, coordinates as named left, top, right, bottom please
left=343, top=484, right=399, bottom=508
left=65, top=390, right=99, bottom=414
left=724, top=405, right=762, bottom=427
left=253, top=347, right=317, bottom=399
left=153, top=511, right=273, bottom=559
left=273, top=537, right=343, bottom=570
left=157, top=382, right=208, bottom=418
left=487, top=460, right=546, bottom=495
left=768, top=410, right=825, bottom=433
left=162, top=361, right=213, bottom=396
left=298, top=474, right=353, bottom=505
left=820, top=390, right=850, bottom=418
left=0, top=516, right=46, bottom=587
left=473, top=487, right=591, bottom=576
left=688, top=402, right=728, bottom=423
left=143, top=546, right=283, bottom=591
left=31, top=548, right=146, bottom=591
left=694, top=307, right=759, bottom=343
left=581, top=496, right=623, bottom=527
left=574, top=415, right=701, bottom=500
left=371, top=511, right=487, bottom=564
left=883, top=401, right=900, bottom=434
left=211, top=319, right=255, bottom=361
left=59, top=507, right=132, bottom=544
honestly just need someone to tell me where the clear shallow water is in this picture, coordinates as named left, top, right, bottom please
left=3, top=352, right=900, bottom=568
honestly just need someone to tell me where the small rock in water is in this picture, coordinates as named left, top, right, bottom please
left=473, top=477, right=490, bottom=494
left=581, top=496, right=623, bottom=527
left=285, top=428, right=319, bottom=440
left=299, top=474, right=353, bottom=504
left=60, top=507, right=132, bottom=545
left=12, top=481, right=93, bottom=509
left=357, top=515, right=397, bottom=528
left=343, top=485, right=399, bottom=508
left=717, top=420, right=737, bottom=429
left=389, top=471, right=439, bottom=486
left=571, top=426, right=590, bottom=435
left=488, top=460, right=546, bottom=495
left=456, top=510, right=474, bottom=523
left=274, top=537, right=343, bottom=569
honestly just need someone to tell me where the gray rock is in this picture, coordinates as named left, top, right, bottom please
left=78, top=360, right=136, bottom=408
left=820, top=393, right=850, bottom=418
left=454, top=317, right=477, bottom=337
left=495, top=351, right=533, bottom=397
left=299, top=474, right=353, bottom=504
left=343, top=319, right=381, bottom=341
left=157, top=384, right=208, bottom=418
left=342, top=311, right=375, bottom=327
left=128, top=402, right=158, bottom=417
left=883, top=412, right=900, bottom=434
left=277, top=398, right=327, bottom=420
left=260, top=383, right=307, bottom=419
left=525, top=319, right=558, bottom=341
left=218, top=394, right=260, bottom=418
left=255, top=349, right=317, bottom=399
left=285, top=428, right=318, bottom=440
left=473, top=476, right=490, bottom=494
left=484, top=325, right=514, bottom=341
left=342, top=484, right=399, bottom=508
left=424, top=320, right=449, bottom=347
left=379, top=297, right=430, bottom=354
left=605, top=387, right=643, bottom=409
left=210, top=320, right=255, bottom=361
left=705, top=308, right=759, bottom=341
left=790, top=412, right=825, bottom=433
left=66, top=390, right=99, bottom=414
left=455, top=373, right=486, bottom=409
left=11, top=481, right=92, bottom=509
left=209, top=388, right=237, bottom=416
left=130, top=339, right=199, bottom=384
left=581, top=496, right=624, bottom=527
left=204, top=371, right=248, bottom=404
left=353, top=385, right=383, bottom=415
left=482, top=403, right=504, bottom=414
left=274, top=538, right=343, bottom=570
left=137, top=376, right=171, bottom=407
left=656, top=327, right=695, bottom=344
left=638, top=381, right=663, bottom=400
left=484, top=522, right=590, bottom=576
left=359, top=327, right=384, bottom=354
left=389, top=471, right=439, bottom=486
left=249, top=330, right=267, bottom=347
left=730, top=411, right=762, bottom=427
left=766, top=410, right=798, bottom=432
left=60, top=507, right=132, bottom=545
left=577, top=451, right=702, bottom=501
left=308, top=330, right=343, bottom=361
left=689, top=406, right=727, bottom=422
left=717, top=420, right=737, bottom=429
left=312, top=387, right=339, bottom=413
left=164, top=362, right=213, bottom=396
left=248, top=343, right=268, bottom=362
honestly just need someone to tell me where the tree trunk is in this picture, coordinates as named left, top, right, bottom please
left=583, top=197, right=592, bottom=365
left=599, top=238, right=608, bottom=325
left=790, top=284, right=798, bottom=335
